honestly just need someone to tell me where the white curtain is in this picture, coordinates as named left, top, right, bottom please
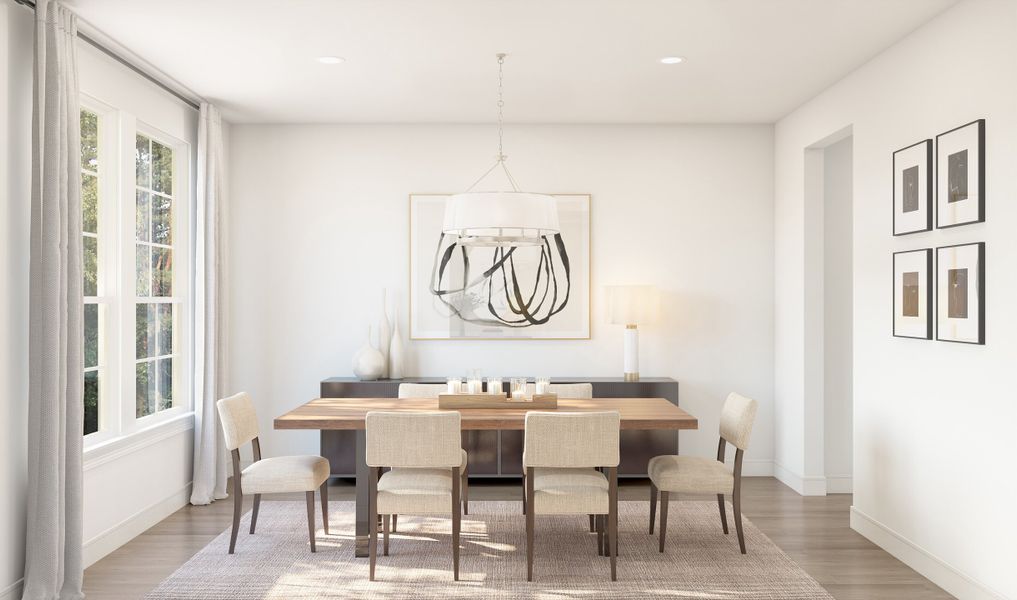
left=23, top=1, right=84, bottom=599
left=190, top=103, right=229, bottom=505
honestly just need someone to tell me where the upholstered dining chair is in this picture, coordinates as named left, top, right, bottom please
left=217, top=392, right=330, bottom=554
left=366, top=411, right=463, bottom=581
left=647, top=392, right=758, bottom=554
left=519, top=383, right=593, bottom=519
left=523, top=411, right=621, bottom=582
left=395, top=384, right=470, bottom=527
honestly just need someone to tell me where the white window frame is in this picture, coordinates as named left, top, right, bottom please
left=82, top=93, right=193, bottom=449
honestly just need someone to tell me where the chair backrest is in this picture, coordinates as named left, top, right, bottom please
left=366, top=411, right=462, bottom=468
left=719, top=392, right=758, bottom=450
left=397, top=383, right=447, bottom=398
left=217, top=392, right=260, bottom=451
left=524, top=382, right=593, bottom=398
left=523, top=411, right=620, bottom=468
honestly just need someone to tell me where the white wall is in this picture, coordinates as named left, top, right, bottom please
left=775, top=1, right=1017, bottom=598
left=0, top=4, right=34, bottom=598
left=822, top=136, right=853, bottom=492
left=228, top=123, right=775, bottom=469
left=76, top=39, right=199, bottom=566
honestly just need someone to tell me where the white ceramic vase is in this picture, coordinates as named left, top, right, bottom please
left=352, top=325, right=385, bottom=381
left=377, top=290, right=391, bottom=378
left=389, top=315, right=405, bottom=380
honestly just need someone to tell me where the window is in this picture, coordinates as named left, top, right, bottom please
left=79, top=98, right=191, bottom=445
left=134, top=133, right=177, bottom=418
left=81, top=109, right=101, bottom=435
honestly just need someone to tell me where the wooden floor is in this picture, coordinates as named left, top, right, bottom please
left=83, top=477, right=954, bottom=599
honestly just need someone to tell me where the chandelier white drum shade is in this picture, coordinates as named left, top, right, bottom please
left=443, top=53, right=559, bottom=247
left=442, top=191, right=560, bottom=247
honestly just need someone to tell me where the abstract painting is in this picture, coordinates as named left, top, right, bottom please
left=409, top=193, right=590, bottom=339
left=937, top=120, right=984, bottom=228
left=936, top=242, right=984, bottom=344
left=892, top=139, right=932, bottom=235
left=893, top=248, right=932, bottom=339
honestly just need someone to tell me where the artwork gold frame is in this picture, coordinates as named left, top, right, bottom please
left=409, top=193, right=592, bottom=341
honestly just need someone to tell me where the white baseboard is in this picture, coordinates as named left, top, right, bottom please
left=773, top=462, right=828, bottom=495
left=851, top=506, right=1007, bottom=600
left=0, top=579, right=22, bottom=600
left=825, top=474, right=853, bottom=494
left=83, top=482, right=192, bottom=568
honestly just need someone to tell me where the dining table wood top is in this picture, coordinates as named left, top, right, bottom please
left=273, top=397, right=698, bottom=431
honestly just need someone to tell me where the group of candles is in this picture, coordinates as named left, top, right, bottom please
left=446, top=374, right=551, bottom=399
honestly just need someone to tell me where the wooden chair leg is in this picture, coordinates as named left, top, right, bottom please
left=526, top=467, right=535, bottom=581
left=596, top=514, right=604, bottom=556
left=383, top=515, right=390, bottom=556
left=718, top=493, right=729, bottom=534
left=734, top=487, right=746, bottom=554
left=305, top=491, right=317, bottom=553
left=462, top=464, right=469, bottom=515
left=392, top=514, right=398, bottom=533
left=369, top=468, right=378, bottom=581
left=249, top=494, right=261, bottom=534
left=452, top=467, right=461, bottom=581
left=649, top=482, right=658, bottom=534
left=521, top=472, right=527, bottom=515
left=228, top=489, right=242, bottom=554
left=608, top=467, right=618, bottom=581
left=658, top=491, right=669, bottom=553
left=321, top=481, right=330, bottom=535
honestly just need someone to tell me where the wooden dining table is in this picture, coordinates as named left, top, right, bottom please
left=274, top=397, right=698, bottom=557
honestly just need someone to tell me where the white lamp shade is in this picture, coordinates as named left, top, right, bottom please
left=443, top=191, right=560, bottom=245
left=606, top=285, right=660, bottom=325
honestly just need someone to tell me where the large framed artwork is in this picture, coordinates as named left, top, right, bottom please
left=892, top=248, right=933, bottom=340
left=936, top=242, right=984, bottom=345
left=936, top=119, right=985, bottom=229
left=409, top=193, right=591, bottom=340
left=892, top=139, right=933, bottom=235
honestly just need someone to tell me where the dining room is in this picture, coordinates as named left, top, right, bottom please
left=2, top=1, right=1015, bottom=599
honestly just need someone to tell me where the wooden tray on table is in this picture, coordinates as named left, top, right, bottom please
left=438, top=393, right=558, bottom=410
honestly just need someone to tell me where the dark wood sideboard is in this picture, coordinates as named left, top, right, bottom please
left=319, top=376, right=680, bottom=478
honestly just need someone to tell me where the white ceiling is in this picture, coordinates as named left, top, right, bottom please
left=66, top=0, right=958, bottom=124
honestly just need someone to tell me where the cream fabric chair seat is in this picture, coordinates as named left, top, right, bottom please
left=532, top=467, right=609, bottom=514
left=648, top=455, right=734, bottom=494
left=377, top=468, right=455, bottom=514
left=241, top=455, right=330, bottom=495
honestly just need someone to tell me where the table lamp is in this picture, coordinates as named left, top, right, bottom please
left=606, top=285, right=660, bottom=381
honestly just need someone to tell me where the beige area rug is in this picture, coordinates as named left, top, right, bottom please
left=146, top=500, right=834, bottom=599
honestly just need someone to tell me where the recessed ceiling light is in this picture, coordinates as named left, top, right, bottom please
left=317, top=56, right=346, bottom=64
left=659, top=56, right=685, bottom=65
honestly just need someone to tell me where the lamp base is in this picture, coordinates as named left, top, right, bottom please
left=623, top=371, right=640, bottom=382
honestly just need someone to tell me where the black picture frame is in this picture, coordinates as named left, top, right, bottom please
left=935, top=242, right=985, bottom=345
left=892, top=248, right=933, bottom=340
left=936, top=119, right=985, bottom=229
left=892, top=139, right=933, bottom=236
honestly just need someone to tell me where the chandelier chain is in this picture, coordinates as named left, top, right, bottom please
left=497, top=53, right=505, bottom=162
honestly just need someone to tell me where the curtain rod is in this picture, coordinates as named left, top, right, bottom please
left=12, top=0, right=201, bottom=110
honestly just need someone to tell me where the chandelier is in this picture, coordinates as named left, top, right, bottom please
left=442, top=54, right=560, bottom=247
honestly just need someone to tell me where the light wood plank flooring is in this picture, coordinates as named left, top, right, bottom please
left=83, top=477, right=954, bottom=599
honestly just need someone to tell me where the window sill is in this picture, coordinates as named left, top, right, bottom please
left=84, top=412, right=194, bottom=472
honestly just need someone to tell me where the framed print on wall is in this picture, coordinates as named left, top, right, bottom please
left=409, top=193, right=591, bottom=340
left=936, top=242, right=984, bottom=345
left=893, top=248, right=933, bottom=339
left=936, top=119, right=985, bottom=228
left=892, top=139, right=933, bottom=235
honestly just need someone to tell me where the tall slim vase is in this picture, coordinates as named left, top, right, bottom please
left=377, top=289, right=391, bottom=378
left=389, top=315, right=405, bottom=380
